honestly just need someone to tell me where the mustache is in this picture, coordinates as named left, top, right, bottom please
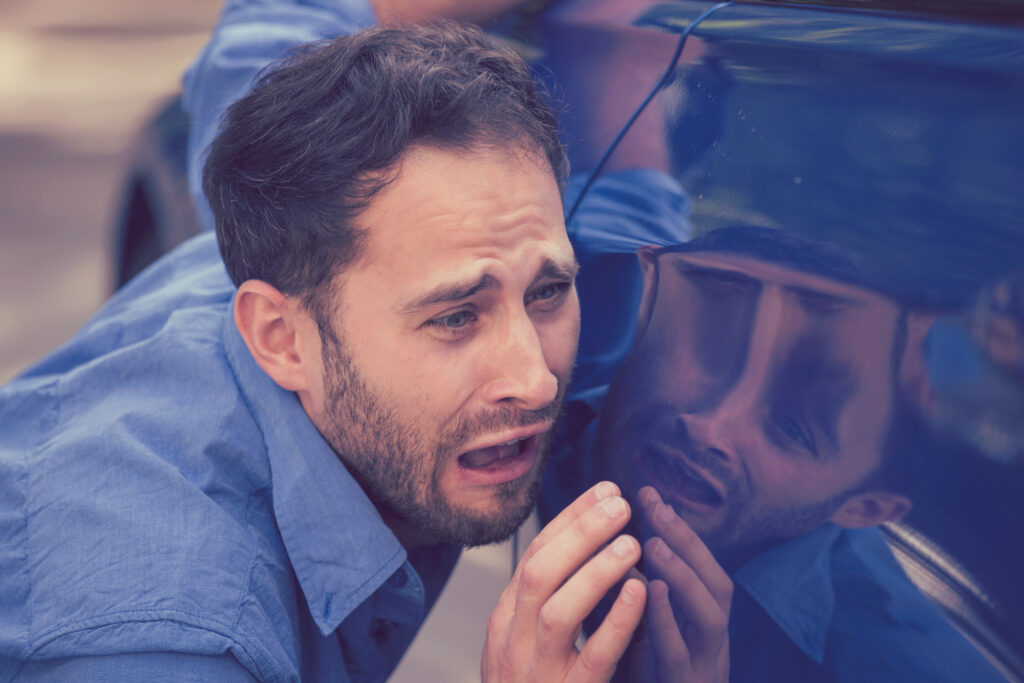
left=441, top=390, right=567, bottom=454
left=622, top=404, right=735, bottom=484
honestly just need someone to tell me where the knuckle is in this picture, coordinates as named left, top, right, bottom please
left=486, top=608, right=506, bottom=637
left=537, top=602, right=569, bottom=638
left=705, top=610, right=729, bottom=638
left=496, top=646, right=518, bottom=680
left=675, top=524, right=702, bottom=552
left=713, top=576, right=734, bottom=609
left=518, top=561, right=548, bottom=595
left=576, top=645, right=610, bottom=676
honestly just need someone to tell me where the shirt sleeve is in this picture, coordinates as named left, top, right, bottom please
left=183, top=0, right=377, bottom=233
left=12, top=652, right=259, bottom=682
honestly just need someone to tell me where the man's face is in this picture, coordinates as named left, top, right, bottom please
left=598, top=249, right=902, bottom=555
left=307, top=145, right=579, bottom=547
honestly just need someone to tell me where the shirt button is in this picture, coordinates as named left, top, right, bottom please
left=372, top=619, right=393, bottom=646
left=387, top=569, right=408, bottom=588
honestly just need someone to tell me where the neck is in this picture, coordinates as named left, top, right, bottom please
left=713, top=537, right=781, bottom=574
left=380, top=510, right=437, bottom=553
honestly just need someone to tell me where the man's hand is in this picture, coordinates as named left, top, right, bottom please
left=633, top=486, right=732, bottom=683
left=482, top=481, right=647, bottom=682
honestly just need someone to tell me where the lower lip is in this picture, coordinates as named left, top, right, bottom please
left=456, top=434, right=540, bottom=486
left=635, top=443, right=723, bottom=516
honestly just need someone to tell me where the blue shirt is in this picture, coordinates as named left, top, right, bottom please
left=0, top=233, right=459, bottom=681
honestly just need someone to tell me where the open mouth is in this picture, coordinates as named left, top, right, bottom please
left=455, top=431, right=545, bottom=486
left=639, top=442, right=723, bottom=509
left=459, top=434, right=535, bottom=470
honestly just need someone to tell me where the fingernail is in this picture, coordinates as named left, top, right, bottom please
left=595, top=481, right=616, bottom=500
left=620, top=579, right=642, bottom=605
left=652, top=537, right=672, bottom=561
left=612, top=535, right=637, bottom=559
left=654, top=502, right=675, bottom=525
left=602, top=496, right=628, bottom=518
left=638, top=486, right=655, bottom=506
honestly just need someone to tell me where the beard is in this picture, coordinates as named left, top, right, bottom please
left=315, top=324, right=562, bottom=548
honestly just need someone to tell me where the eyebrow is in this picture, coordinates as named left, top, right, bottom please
left=670, top=260, right=760, bottom=288
left=397, top=257, right=579, bottom=316
left=399, top=274, right=500, bottom=315
left=534, top=258, right=580, bottom=284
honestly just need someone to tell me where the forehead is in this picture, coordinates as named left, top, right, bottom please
left=349, top=145, right=571, bottom=286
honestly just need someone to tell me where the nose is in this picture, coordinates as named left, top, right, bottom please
left=676, top=410, right=734, bottom=464
left=480, top=312, right=559, bottom=411
left=676, top=283, right=783, bottom=460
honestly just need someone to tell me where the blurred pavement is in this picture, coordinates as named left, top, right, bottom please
left=0, top=2, right=514, bottom=679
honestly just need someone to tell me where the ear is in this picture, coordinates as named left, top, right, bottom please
left=829, top=490, right=912, bottom=529
left=233, top=280, right=316, bottom=394
left=633, top=246, right=661, bottom=343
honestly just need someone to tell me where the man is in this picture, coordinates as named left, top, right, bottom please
left=0, top=21, right=646, bottom=682
left=541, top=225, right=1005, bottom=681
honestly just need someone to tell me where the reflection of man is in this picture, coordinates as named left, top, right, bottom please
left=544, top=226, right=1004, bottom=681
left=0, top=21, right=646, bottom=681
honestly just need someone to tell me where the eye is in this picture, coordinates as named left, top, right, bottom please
left=425, top=309, right=477, bottom=337
left=771, top=414, right=818, bottom=457
left=681, top=267, right=757, bottom=295
left=527, top=281, right=571, bottom=308
left=795, top=290, right=848, bottom=315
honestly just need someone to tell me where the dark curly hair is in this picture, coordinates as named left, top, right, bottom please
left=203, top=20, right=567, bottom=311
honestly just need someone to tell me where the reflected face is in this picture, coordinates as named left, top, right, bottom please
left=598, top=249, right=902, bottom=554
left=309, top=146, right=580, bottom=547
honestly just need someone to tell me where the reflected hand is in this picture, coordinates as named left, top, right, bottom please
left=633, top=486, right=731, bottom=683
left=482, top=481, right=647, bottom=682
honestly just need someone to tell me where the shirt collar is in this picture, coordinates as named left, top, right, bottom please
left=222, top=302, right=407, bottom=635
left=732, top=524, right=843, bottom=663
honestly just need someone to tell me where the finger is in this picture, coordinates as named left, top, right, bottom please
left=626, top=566, right=648, bottom=585
left=644, top=536, right=728, bottom=654
left=520, top=481, right=622, bottom=568
left=507, top=493, right=633, bottom=643
left=638, top=486, right=733, bottom=613
left=493, top=481, right=622, bottom=623
left=647, top=579, right=693, bottom=683
left=569, top=578, right=647, bottom=683
left=534, top=534, right=641, bottom=660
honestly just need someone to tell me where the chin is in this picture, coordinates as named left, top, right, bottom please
left=422, top=476, right=540, bottom=547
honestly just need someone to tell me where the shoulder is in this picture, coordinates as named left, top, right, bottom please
left=0, top=235, right=304, bottom=680
left=824, top=528, right=1003, bottom=681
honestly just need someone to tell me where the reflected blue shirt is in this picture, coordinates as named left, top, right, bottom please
left=0, top=233, right=459, bottom=681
